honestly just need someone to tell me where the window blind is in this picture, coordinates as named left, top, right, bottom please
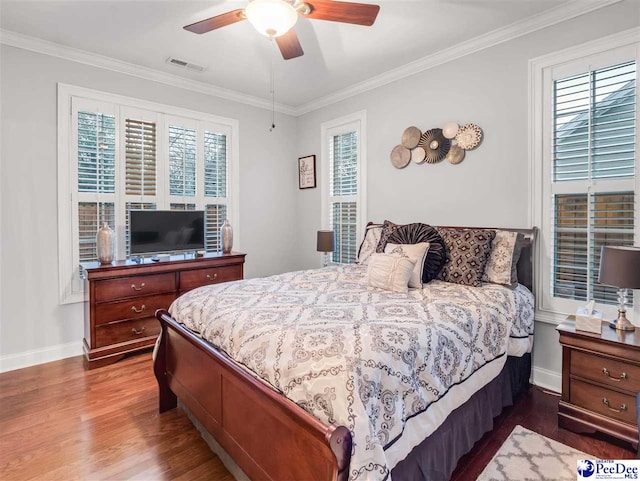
left=330, top=132, right=358, bottom=196
left=125, top=118, right=157, bottom=196
left=169, top=125, right=197, bottom=197
left=206, top=204, right=227, bottom=252
left=78, top=202, right=115, bottom=262
left=204, top=131, right=227, bottom=198
left=77, top=112, right=116, bottom=193
left=552, top=60, right=636, bottom=306
left=331, top=202, right=357, bottom=264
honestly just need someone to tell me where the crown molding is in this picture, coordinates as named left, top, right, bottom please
left=293, top=0, right=623, bottom=115
left=0, top=29, right=299, bottom=116
left=0, top=0, right=623, bottom=117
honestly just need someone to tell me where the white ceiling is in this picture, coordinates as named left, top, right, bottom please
left=1, top=0, right=574, bottom=107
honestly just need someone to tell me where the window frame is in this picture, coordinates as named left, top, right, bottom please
left=57, top=84, right=240, bottom=304
left=320, top=111, right=367, bottom=265
left=529, top=28, right=640, bottom=324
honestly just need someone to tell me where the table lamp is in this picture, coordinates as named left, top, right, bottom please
left=598, top=246, right=640, bottom=331
left=317, top=230, right=335, bottom=267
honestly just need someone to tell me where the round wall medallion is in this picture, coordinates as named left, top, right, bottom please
left=446, top=144, right=466, bottom=164
left=455, top=124, right=483, bottom=150
left=442, top=122, right=459, bottom=139
left=390, top=144, right=411, bottom=168
left=418, top=129, right=450, bottom=163
left=411, top=146, right=426, bottom=164
left=401, top=126, right=422, bottom=149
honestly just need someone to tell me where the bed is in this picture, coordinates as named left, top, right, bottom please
left=154, top=227, right=536, bottom=481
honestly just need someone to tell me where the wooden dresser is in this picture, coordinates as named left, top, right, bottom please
left=83, top=252, right=246, bottom=370
left=558, top=317, right=640, bottom=447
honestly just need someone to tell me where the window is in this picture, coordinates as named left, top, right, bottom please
left=531, top=33, right=639, bottom=322
left=58, top=85, right=239, bottom=303
left=321, top=112, right=367, bottom=264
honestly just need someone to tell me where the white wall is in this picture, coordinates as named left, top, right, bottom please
left=293, top=0, right=640, bottom=392
left=0, top=45, right=299, bottom=370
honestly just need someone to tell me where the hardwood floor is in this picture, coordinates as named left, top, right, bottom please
left=0, top=352, right=635, bottom=481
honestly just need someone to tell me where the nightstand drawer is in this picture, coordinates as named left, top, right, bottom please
left=571, top=350, right=640, bottom=393
left=179, top=264, right=242, bottom=291
left=95, top=293, right=175, bottom=325
left=571, top=379, right=636, bottom=425
left=95, top=317, right=160, bottom=348
left=94, top=273, right=176, bottom=302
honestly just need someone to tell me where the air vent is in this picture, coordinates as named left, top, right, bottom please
left=166, top=57, right=206, bottom=72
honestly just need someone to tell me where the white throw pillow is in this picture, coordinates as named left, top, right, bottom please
left=357, top=223, right=383, bottom=265
left=384, top=242, right=430, bottom=288
left=366, top=253, right=416, bottom=293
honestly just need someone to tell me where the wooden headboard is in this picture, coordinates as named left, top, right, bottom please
left=437, top=226, right=537, bottom=291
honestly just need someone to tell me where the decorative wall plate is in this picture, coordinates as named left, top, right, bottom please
left=418, top=128, right=450, bottom=163
left=390, top=144, right=411, bottom=169
left=455, top=124, right=483, bottom=150
left=446, top=144, right=466, bottom=164
left=401, top=126, right=422, bottom=149
left=411, top=146, right=426, bottom=164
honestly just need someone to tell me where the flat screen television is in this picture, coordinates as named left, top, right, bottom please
left=130, top=210, right=205, bottom=256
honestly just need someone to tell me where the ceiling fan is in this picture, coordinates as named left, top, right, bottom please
left=184, top=0, right=380, bottom=60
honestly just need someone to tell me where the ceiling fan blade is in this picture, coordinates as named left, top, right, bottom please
left=184, top=9, right=246, bottom=34
left=275, top=29, right=304, bottom=60
left=305, top=0, right=380, bottom=26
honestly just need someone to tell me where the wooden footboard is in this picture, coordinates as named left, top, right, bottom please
left=154, top=309, right=352, bottom=481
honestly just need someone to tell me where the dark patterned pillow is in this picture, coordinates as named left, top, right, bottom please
left=386, top=223, right=446, bottom=283
left=437, top=228, right=496, bottom=287
left=375, top=220, right=401, bottom=253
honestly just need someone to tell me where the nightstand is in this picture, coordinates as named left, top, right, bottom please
left=558, top=316, right=640, bottom=447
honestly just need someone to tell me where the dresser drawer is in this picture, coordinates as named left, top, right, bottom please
left=95, top=293, right=175, bottom=325
left=571, top=379, right=637, bottom=425
left=571, top=350, right=640, bottom=393
left=94, top=273, right=176, bottom=302
left=179, top=264, right=242, bottom=291
left=95, top=317, right=160, bottom=348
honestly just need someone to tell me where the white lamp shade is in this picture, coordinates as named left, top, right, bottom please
left=442, top=122, right=459, bottom=139
left=245, top=0, right=298, bottom=37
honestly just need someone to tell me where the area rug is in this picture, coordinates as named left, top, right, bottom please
left=476, top=425, right=590, bottom=481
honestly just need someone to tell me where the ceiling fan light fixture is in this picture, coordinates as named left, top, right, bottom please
left=245, top=0, right=298, bottom=38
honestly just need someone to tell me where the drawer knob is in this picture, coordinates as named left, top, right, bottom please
left=206, top=273, right=218, bottom=281
left=602, top=398, right=627, bottom=413
left=130, top=304, right=146, bottom=313
left=602, top=368, right=628, bottom=381
left=131, top=326, right=146, bottom=335
left=131, top=282, right=145, bottom=291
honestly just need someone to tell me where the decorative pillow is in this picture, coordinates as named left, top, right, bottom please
left=482, top=231, right=524, bottom=287
left=437, top=228, right=496, bottom=287
left=366, top=254, right=416, bottom=293
left=384, top=242, right=430, bottom=289
left=376, top=220, right=402, bottom=253
left=357, top=223, right=383, bottom=265
left=387, top=223, right=447, bottom=283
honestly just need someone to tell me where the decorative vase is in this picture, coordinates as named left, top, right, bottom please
left=221, top=219, right=233, bottom=254
left=96, top=222, right=115, bottom=264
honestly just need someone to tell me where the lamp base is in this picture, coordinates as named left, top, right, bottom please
left=608, top=310, right=636, bottom=331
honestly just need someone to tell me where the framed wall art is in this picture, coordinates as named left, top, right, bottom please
left=298, top=155, right=316, bottom=189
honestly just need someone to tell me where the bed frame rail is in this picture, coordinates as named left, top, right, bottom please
left=154, top=309, right=352, bottom=481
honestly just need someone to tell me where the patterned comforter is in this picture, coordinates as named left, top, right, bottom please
left=169, top=264, right=534, bottom=481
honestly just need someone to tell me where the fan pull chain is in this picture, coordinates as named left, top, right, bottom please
left=269, top=40, right=276, bottom=131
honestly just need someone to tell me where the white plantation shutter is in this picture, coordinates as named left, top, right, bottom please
left=204, top=131, right=227, bottom=198
left=329, top=131, right=359, bottom=264
left=169, top=125, right=197, bottom=197
left=206, top=204, right=227, bottom=252
left=78, top=202, right=115, bottom=262
left=77, top=111, right=116, bottom=193
left=125, top=118, right=157, bottom=196
left=551, top=60, right=636, bottom=306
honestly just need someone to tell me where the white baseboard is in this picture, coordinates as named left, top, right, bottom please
left=0, top=341, right=83, bottom=373
left=531, top=366, right=562, bottom=393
